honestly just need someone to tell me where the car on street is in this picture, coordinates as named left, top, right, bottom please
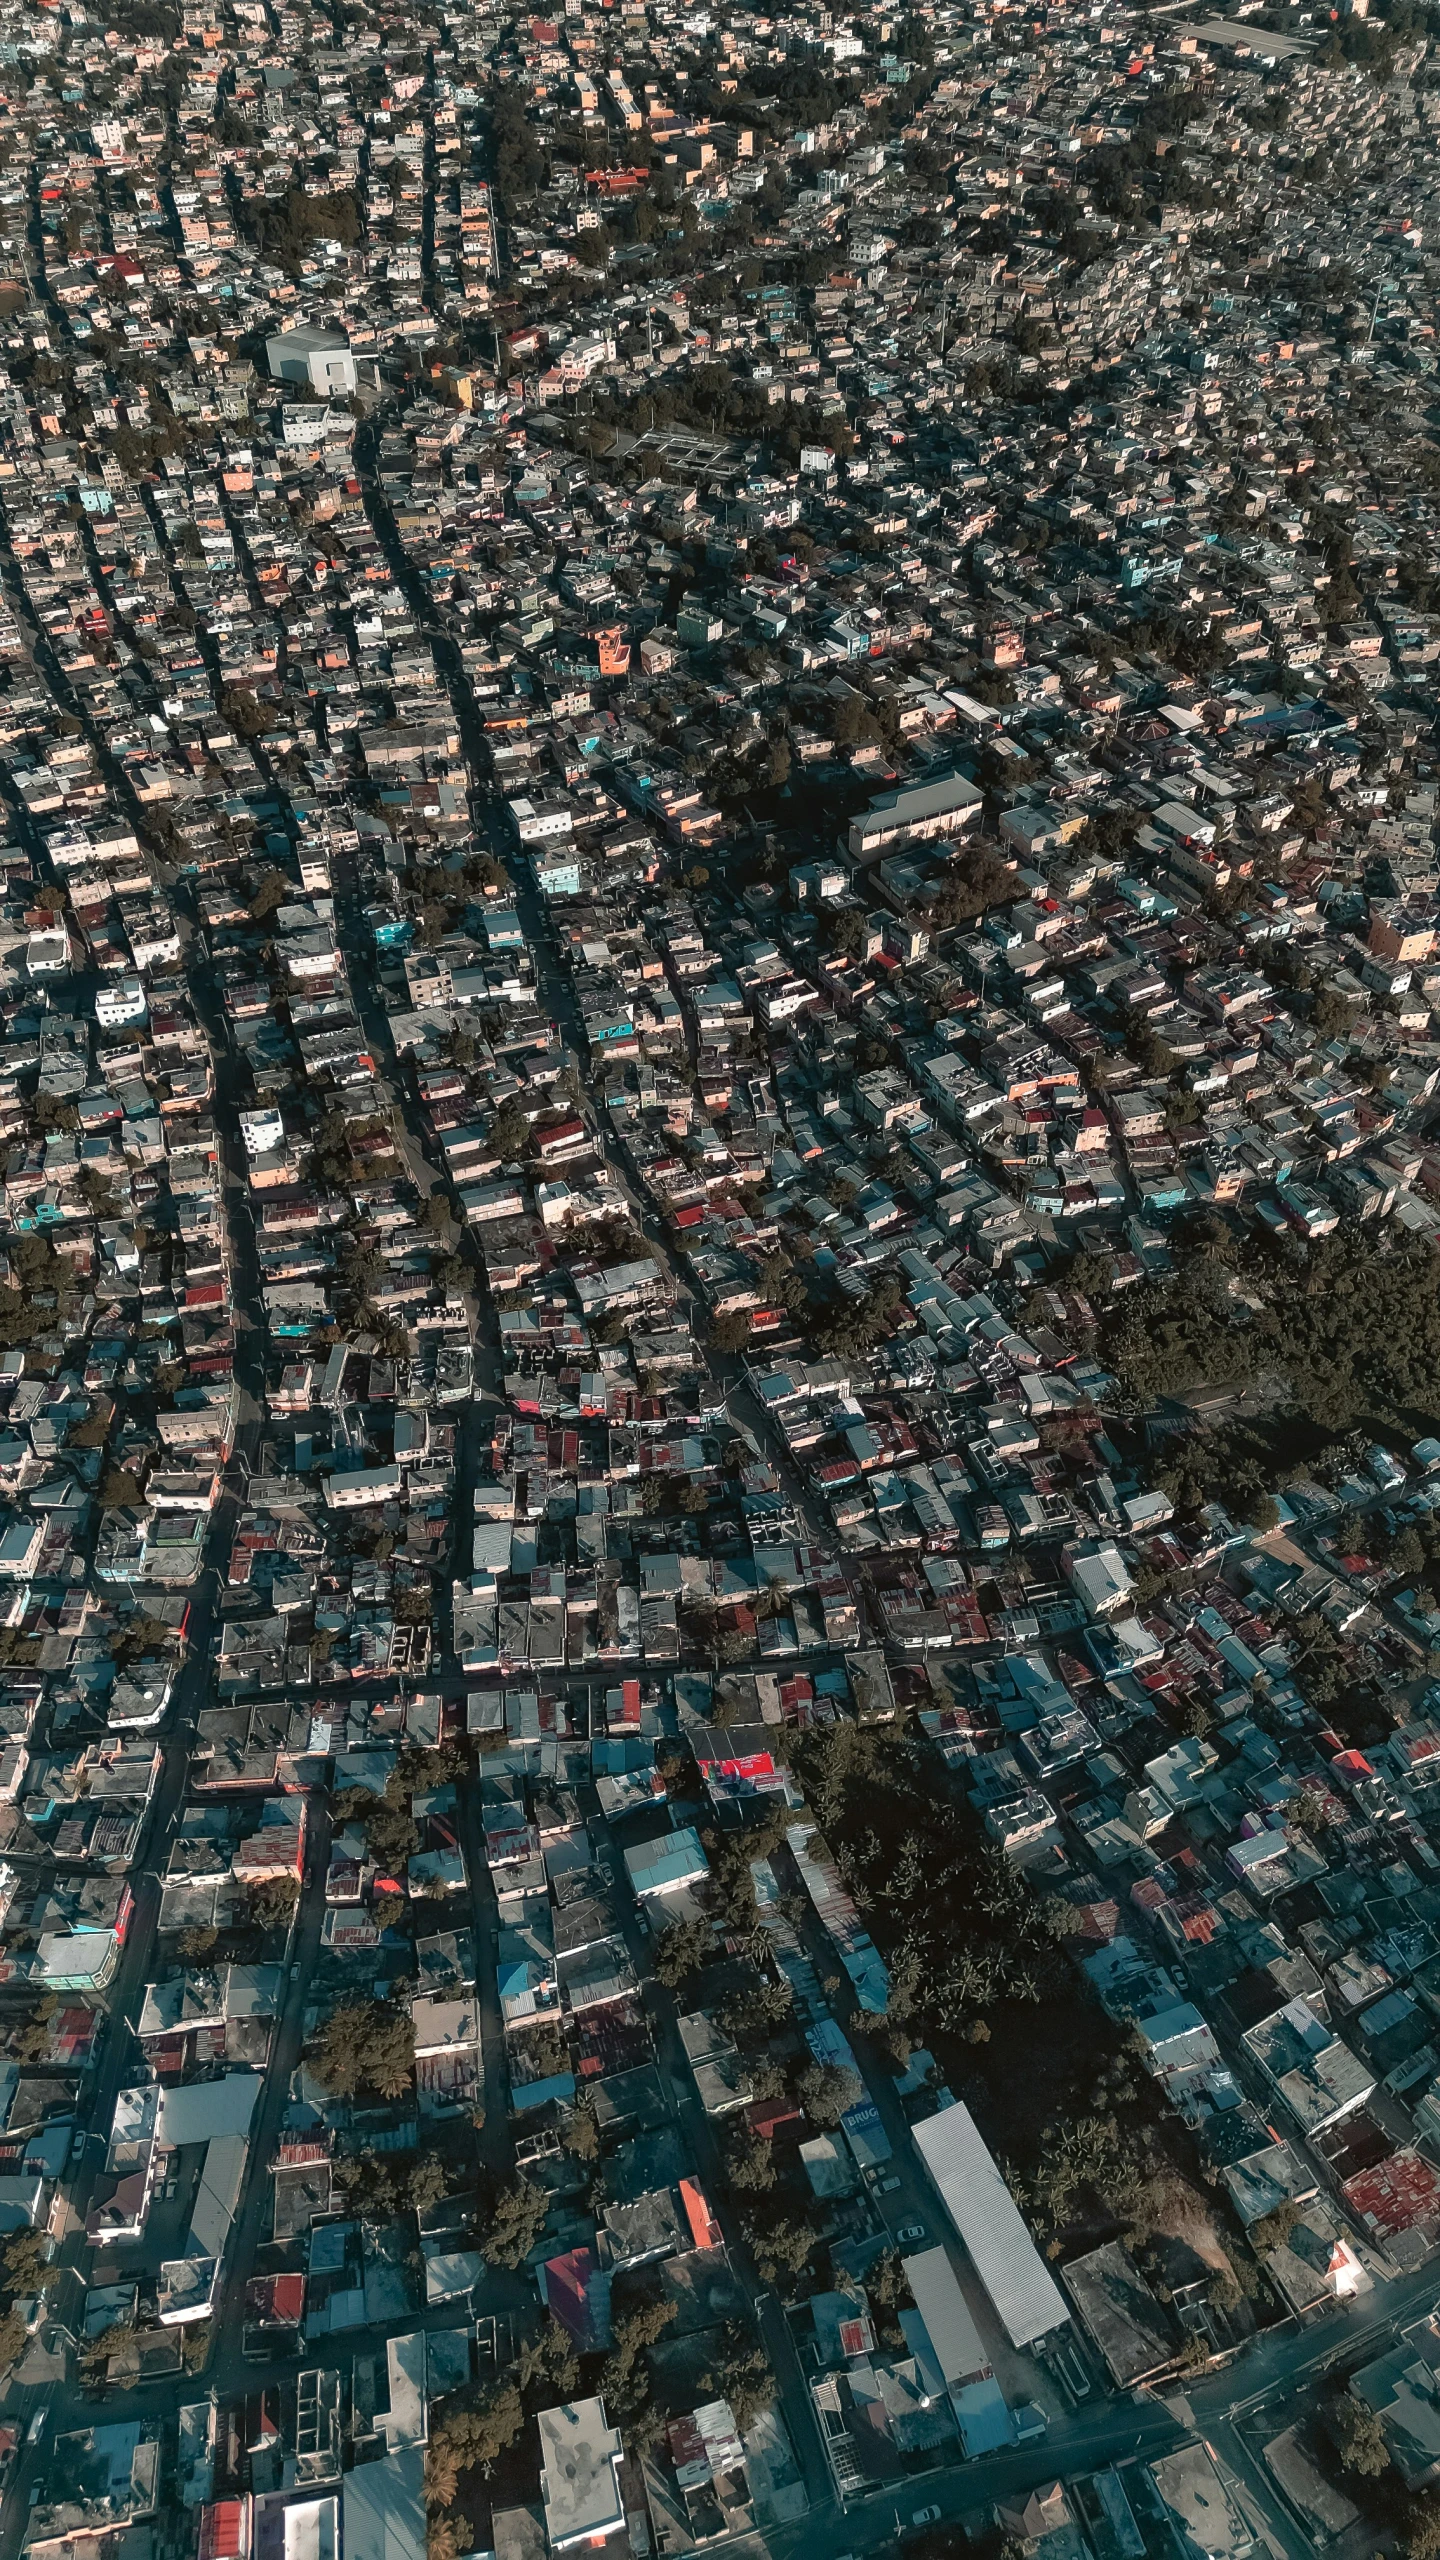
left=912, top=2508, right=942, bottom=2527
left=896, top=2223, right=926, bottom=2244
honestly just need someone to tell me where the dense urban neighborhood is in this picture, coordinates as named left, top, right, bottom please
left=4, top=0, right=1440, bottom=2556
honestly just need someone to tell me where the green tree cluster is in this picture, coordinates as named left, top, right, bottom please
left=483, top=2177, right=548, bottom=2268
left=241, top=184, right=362, bottom=273
left=334, top=2145, right=449, bottom=2220
left=424, top=2380, right=525, bottom=2510
left=333, top=1782, right=421, bottom=1871
left=1106, top=1232, right=1440, bottom=1440
left=599, top=2295, right=677, bottom=2448
left=701, top=2320, right=774, bottom=2430
left=313, top=1998, right=415, bottom=2100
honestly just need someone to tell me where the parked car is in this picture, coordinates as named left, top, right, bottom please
left=912, top=2508, right=942, bottom=2527
left=896, top=2222, right=926, bottom=2244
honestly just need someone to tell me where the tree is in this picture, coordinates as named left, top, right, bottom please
left=796, top=2061, right=862, bottom=2128
left=741, top=2204, right=817, bottom=2285
left=568, top=2093, right=600, bottom=2160
left=424, top=2443, right=460, bottom=2515
left=1312, top=987, right=1359, bottom=1043
left=598, top=2294, right=676, bottom=2447
left=333, top=1785, right=419, bottom=1871
left=249, top=867, right=292, bottom=921
left=1405, top=2497, right=1440, bottom=2560
left=313, top=1998, right=415, bottom=2100
left=395, top=1739, right=471, bottom=1790
left=69, top=1397, right=112, bottom=1450
left=1327, top=2393, right=1391, bottom=2478
left=701, top=2321, right=773, bottom=2430
left=2, top=2230, right=49, bottom=2295
left=709, top=1312, right=753, bottom=1354
left=491, top=87, right=547, bottom=211
left=717, top=1978, right=793, bottom=2045
left=407, top=2150, right=449, bottom=2214
left=516, top=2322, right=579, bottom=2404
left=823, top=908, right=870, bottom=960
left=832, top=693, right=881, bottom=749
left=9, top=1997, right=55, bottom=2064
left=245, top=1875, right=300, bottom=1928
left=222, top=687, right=274, bottom=740
left=111, top=1613, right=174, bottom=1669
left=489, top=1102, right=531, bottom=1159
left=602, top=2297, right=676, bottom=2399
left=334, top=2142, right=448, bottom=2222
left=1389, top=1526, right=1427, bottom=1580
left=241, top=181, right=361, bottom=271
left=449, top=2379, right=526, bottom=2464
left=652, top=1915, right=715, bottom=1988
left=79, top=2313, right=137, bottom=2374
left=483, top=2178, right=547, bottom=2269
left=723, top=2128, right=776, bottom=2191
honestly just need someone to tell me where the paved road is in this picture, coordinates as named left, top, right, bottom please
left=205, top=1793, right=334, bottom=2406
left=699, top=2398, right=1189, bottom=2560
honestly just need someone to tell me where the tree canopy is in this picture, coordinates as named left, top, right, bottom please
left=313, top=1998, right=415, bottom=2100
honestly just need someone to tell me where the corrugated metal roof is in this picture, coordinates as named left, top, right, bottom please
left=914, top=2101, right=1068, bottom=2350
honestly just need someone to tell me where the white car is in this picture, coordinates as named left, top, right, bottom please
left=912, top=2507, right=942, bottom=2527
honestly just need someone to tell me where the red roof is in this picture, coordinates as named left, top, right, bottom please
left=1344, top=2149, right=1440, bottom=2238
left=745, top=2099, right=805, bottom=2142
left=680, top=2176, right=722, bottom=2252
left=199, top=2503, right=249, bottom=2560
left=535, top=1116, right=584, bottom=1152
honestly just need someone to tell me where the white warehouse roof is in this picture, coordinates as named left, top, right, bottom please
left=913, top=2102, right=1068, bottom=2350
